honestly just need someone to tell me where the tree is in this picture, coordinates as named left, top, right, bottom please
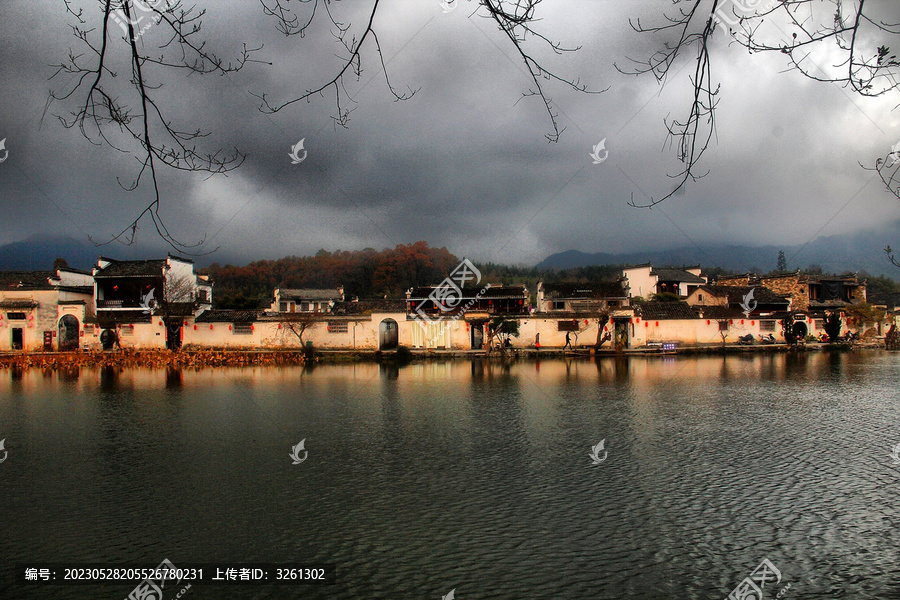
left=844, top=302, right=885, bottom=334
left=781, top=313, right=801, bottom=345
left=595, top=312, right=611, bottom=349
left=155, top=271, right=205, bottom=349
left=277, top=311, right=318, bottom=348
left=776, top=251, right=787, bottom=273
left=651, top=292, right=682, bottom=302
left=624, top=0, right=899, bottom=206
left=822, top=311, right=842, bottom=343
left=488, top=315, right=520, bottom=353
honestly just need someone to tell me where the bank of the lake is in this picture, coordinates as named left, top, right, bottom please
left=0, top=340, right=886, bottom=370
left=2, top=352, right=899, bottom=599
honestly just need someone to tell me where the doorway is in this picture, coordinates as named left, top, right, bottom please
left=471, top=322, right=484, bottom=349
left=11, top=328, right=23, bottom=350
left=58, top=315, right=80, bottom=351
left=379, top=319, right=398, bottom=350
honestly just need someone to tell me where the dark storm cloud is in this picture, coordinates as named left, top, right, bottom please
left=1, top=0, right=898, bottom=266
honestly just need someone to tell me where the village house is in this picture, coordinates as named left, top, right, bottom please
left=717, top=271, right=866, bottom=312
left=0, top=267, right=94, bottom=351
left=93, top=256, right=212, bottom=350
left=535, top=280, right=630, bottom=312
left=270, top=287, right=344, bottom=313
left=686, top=285, right=790, bottom=315
left=622, top=264, right=707, bottom=298
left=717, top=271, right=867, bottom=338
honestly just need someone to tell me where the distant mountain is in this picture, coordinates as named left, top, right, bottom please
left=537, top=222, right=900, bottom=278
left=0, top=235, right=102, bottom=271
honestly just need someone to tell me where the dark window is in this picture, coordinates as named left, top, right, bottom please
left=7, top=312, right=26, bottom=320
left=233, top=323, right=253, bottom=335
left=327, top=322, right=348, bottom=333
left=558, top=320, right=579, bottom=331
left=552, top=301, right=566, bottom=311
left=279, top=302, right=288, bottom=312
left=718, top=321, right=729, bottom=331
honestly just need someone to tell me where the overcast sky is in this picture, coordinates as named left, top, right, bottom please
left=1, top=0, right=898, bottom=267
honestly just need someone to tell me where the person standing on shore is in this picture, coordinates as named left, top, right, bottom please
left=564, top=332, right=572, bottom=350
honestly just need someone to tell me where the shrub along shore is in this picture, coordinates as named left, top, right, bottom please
left=0, top=348, right=310, bottom=370
left=0, top=340, right=887, bottom=370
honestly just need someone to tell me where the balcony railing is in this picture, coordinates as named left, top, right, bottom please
left=98, top=299, right=143, bottom=309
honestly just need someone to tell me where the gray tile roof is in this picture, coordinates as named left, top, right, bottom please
left=650, top=268, right=706, bottom=284
left=407, top=285, right=526, bottom=300
left=540, top=281, right=627, bottom=299
left=195, top=310, right=261, bottom=323
left=278, top=289, right=343, bottom=301
left=696, top=285, right=789, bottom=306
left=95, top=259, right=167, bottom=278
left=636, top=301, right=698, bottom=320
left=0, top=271, right=55, bottom=290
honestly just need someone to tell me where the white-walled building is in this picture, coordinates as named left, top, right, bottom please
left=0, top=268, right=94, bottom=351
left=622, top=264, right=707, bottom=299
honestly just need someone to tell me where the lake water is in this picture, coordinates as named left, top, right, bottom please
left=1, top=351, right=900, bottom=599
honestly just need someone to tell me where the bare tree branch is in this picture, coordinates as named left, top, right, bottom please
left=50, top=0, right=257, bottom=253
left=626, top=0, right=900, bottom=206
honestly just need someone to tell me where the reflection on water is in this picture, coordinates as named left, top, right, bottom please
left=1, top=352, right=899, bottom=600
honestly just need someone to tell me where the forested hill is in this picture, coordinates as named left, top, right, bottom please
left=203, top=242, right=461, bottom=309
left=203, top=243, right=628, bottom=309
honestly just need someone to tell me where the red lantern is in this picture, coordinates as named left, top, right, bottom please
left=741, top=319, right=745, bottom=325
left=729, top=319, right=734, bottom=324
left=644, top=322, right=648, bottom=328
left=210, top=324, right=213, bottom=330
left=193, top=325, right=197, bottom=330
left=228, top=325, right=232, bottom=330
left=706, top=320, right=711, bottom=325
left=751, top=320, right=755, bottom=325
